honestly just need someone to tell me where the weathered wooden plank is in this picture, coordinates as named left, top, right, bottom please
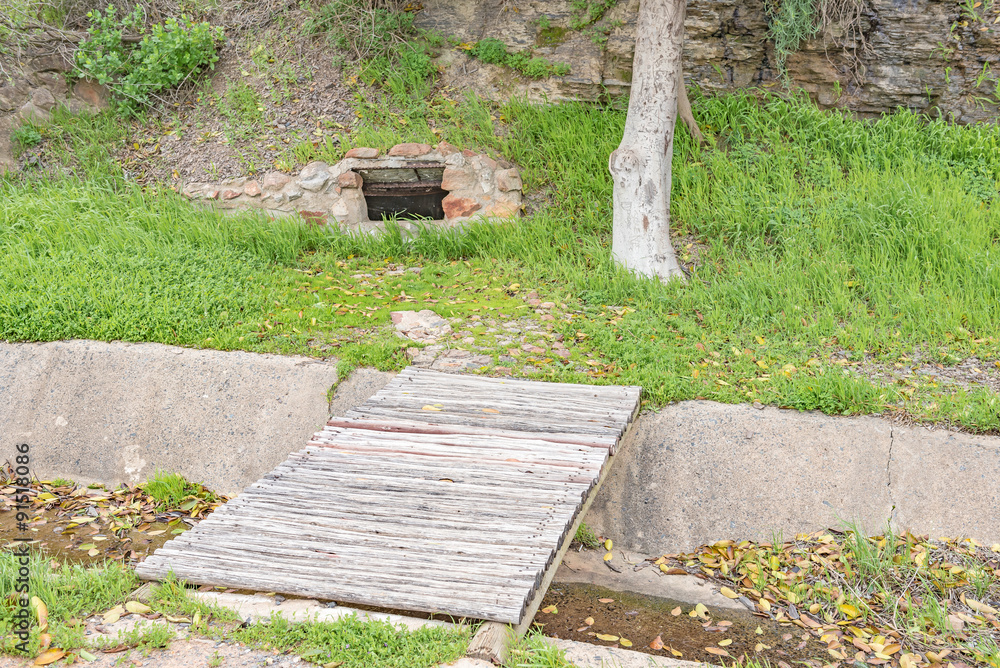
left=310, top=429, right=613, bottom=461
left=346, top=406, right=624, bottom=435
left=169, top=513, right=557, bottom=561
left=323, top=418, right=616, bottom=448
left=286, top=450, right=600, bottom=486
left=136, top=556, right=525, bottom=623
left=391, top=368, right=641, bottom=398
left=162, top=532, right=545, bottom=585
left=136, top=365, right=641, bottom=626
left=203, top=501, right=575, bottom=550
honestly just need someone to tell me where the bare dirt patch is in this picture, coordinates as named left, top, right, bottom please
left=122, top=17, right=355, bottom=186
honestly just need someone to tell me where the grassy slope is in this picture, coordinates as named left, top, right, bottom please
left=2, top=89, right=999, bottom=431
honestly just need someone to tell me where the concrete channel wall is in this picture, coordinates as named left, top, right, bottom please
left=586, top=401, right=1000, bottom=553
left=0, top=340, right=338, bottom=495
left=2, top=348, right=996, bottom=549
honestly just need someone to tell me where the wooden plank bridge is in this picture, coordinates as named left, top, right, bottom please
left=136, top=367, right=641, bottom=625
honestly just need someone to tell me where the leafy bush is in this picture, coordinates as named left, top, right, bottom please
left=469, top=37, right=507, bottom=65
left=469, top=38, right=570, bottom=79
left=74, top=5, right=223, bottom=113
left=10, top=124, right=42, bottom=150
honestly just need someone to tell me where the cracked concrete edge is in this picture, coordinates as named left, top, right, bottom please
left=544, top=638, right=709, bottom=668
left=888, top=420, right=1000, bottom=540
left=585, top=400, right=999, bottom=554
left=0, top=340, right=339, bottom=496
left=327, top=366, right=397, bottom=417
left=191, top=591, right=458, bottom=632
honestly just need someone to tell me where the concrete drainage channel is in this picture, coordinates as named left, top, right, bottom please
left=2, top=340, right=999, bottom=667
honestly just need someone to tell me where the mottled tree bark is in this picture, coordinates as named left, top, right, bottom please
left=609, top=0, right=687, bottom=282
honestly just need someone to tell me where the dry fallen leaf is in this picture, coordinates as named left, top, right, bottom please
left=965, top=597, right=999, bottom=615
left=584, top=617, right=594, bottom=626
left=421, top=405, right=442, bottom=411
left=668, top=646, right=683, bottom=657
left=33, top=649, right=65, bottom=666
left=102, top=605, right=124, bottom=625
left=719, top=586, right=739, bottom=599
left=541, top=605, right=558, bottom=614
left=670, top=606, right=682, bottom=616
left=481, top=408, right=500, bottom=413
left=705, top=647, right=730, bottom=657
left=126, top=601, right=152, bottom=614
left=659, top=565, right=687, bottom=575
left=31, top=597, right=48, bottom=632
left=718, top=638, right=733, bottom=646
left=598, top=598, right=614, bottom=603
left=595, top=634, right=619, bottom=642
left=649, top=635, right=664, bottom=650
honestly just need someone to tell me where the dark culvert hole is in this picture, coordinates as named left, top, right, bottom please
left=358, top=164, right=447, bottom=221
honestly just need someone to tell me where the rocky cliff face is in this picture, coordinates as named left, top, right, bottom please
left=417, top=0, right=1000, bottom=123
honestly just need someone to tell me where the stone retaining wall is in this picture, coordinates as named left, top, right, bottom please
left=181, top=141, right=523, bottom=232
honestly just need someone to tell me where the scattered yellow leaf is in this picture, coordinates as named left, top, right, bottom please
left=838, top=603, right=860, bottom=619
left=603, top=553, right=613, bottom=562
left=619, top=638, right=633, bottom=647
left=966, top=598, right=999, bottom=615
left=719, top=586, right=738, bottom=599
left=595, top=634, right=619, bottom=642
left=33, top=649, right=65, bottom=666
left=718, top=639, right=733, bottom=646
left=31, top=597, right=48, bottom=631
left=125, top=601, right=152, bottom=614
left=604, top=538, right=613, bottom=551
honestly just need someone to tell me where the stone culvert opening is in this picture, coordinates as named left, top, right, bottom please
left=358, top=163, right=447, bottom=221
left=181, top=142, right=524, bottom=233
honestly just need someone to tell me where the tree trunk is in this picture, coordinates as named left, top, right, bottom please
left=609, top=0, right=687, bottom=282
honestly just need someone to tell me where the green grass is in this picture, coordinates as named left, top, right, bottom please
left=2, top=87, right=999, bottom=431
left=573, top=522, right=602, bottom=549
left=503, top=632, right=574, bottom=667
left=0, top=551, right=138, bottom=654
left=142, top=471, right=219, bottom=510
left=229, top=613, right=469, bottom=668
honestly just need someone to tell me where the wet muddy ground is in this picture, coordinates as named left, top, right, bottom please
left=0, top=505, right=177, bottom=564
left=537, top=582, right=823, bottom=666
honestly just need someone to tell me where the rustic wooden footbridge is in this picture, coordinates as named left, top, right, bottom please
left=136, top=367, right=640, bottom=656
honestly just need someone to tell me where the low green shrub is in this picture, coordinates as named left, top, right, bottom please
left=73, top=5, right=223, bottom=113
left=10, top=124, right=42, bottom=150
left=469, top=38, right=570, bottom=79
